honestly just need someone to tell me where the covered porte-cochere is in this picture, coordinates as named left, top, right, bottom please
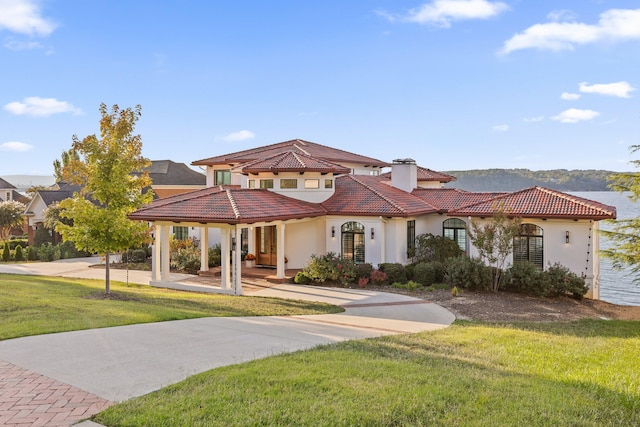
left=128, top=186, right=327, bottom=295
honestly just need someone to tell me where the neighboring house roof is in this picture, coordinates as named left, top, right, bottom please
left=412, top=188, right=507, bottom=212
left=448, top=186, right=617, bottom=220
left=0, top=177, right=17, bottom=189
left=138, top=160, right=206, bottom=186
left=128, top=186, right=327, bottom=224
left=192, top=139, right=389, bottom=168
left=237, top=151, right=352, bottom=175
left=322, top=175, right=437, bottom=217
left=381, top=166, right=457, bottom=183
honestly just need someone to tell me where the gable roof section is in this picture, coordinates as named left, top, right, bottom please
left=0, top=177, right=17, bottom=189
left=382, top=166, right=457, bottom=183
left=448, top=186, right=616, bottom=220
left=134, top=160, right=206, bottom=186
left=322, top=175, right=437, bottom=217
left=129, top=186, right=326, bottom=224
left=412, top=188, right=507, bottom=211
left=192, top=139, right=389, bottom=168
left=237, top=151, right=351, bottom=175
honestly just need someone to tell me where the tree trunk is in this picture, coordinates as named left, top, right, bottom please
left=105, top=251, right=111, bottom=294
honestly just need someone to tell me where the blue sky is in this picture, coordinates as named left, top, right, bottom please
left=1, top=0, right=639, bottom=176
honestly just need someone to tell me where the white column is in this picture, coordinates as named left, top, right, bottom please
left=200, top=226, right=209, bottom=273
left=152, top=224, right=160, bottom=282
left=160, top=225, right=170, bottom=282
left=220, top=228, right=230, bottom=289
left=232, top=225, right=243, bottom=295
left=590, top=222, right=600, bottom=300
left=276, top=222, right=285, bottom=278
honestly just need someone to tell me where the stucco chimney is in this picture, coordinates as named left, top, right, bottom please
left=391, top=158, right=417, bottom=193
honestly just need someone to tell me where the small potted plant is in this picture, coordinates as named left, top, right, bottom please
left=245, top=253, right=256, bottom=267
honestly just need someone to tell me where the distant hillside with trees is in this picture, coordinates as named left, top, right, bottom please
left=442, top=169, right=619, bottom=192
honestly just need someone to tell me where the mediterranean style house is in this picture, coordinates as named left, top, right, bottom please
left=129, top=139, right=616, bottom=298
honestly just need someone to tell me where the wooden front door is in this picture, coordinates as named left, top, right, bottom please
left=256, top=226, right=277, bottom=267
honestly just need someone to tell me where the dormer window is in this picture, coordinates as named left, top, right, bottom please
left=214, top=170, right=231, bottom=185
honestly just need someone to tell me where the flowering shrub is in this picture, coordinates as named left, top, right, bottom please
left=298, top=252, right=358, bottom=286
left=369, top=269, right=388, bottom=286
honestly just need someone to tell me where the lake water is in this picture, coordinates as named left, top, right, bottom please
left=571, top=191, right=640, bottom=306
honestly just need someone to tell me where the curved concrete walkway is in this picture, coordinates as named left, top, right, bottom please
left=0, top=259, right=455, bottom=426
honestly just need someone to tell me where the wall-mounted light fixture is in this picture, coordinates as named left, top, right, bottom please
left=331, top=226, right=335, bottom=238
left=565, top=231, right=570, bottom=244
left=371, top=227, right=375, bottom=240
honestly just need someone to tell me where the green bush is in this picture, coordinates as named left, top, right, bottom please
left=8, top=238, right=28, bottom=250
left=300, top=253, right=359, bottom=286
left=14, top=244, right=24, bottom=261
left=34, top=226, right=54, bottom=247
left=369, top=269, right=387, bottom=286
left=208, top=243, right=221, bottom=267
left=356, top=263, right=373, bottom=279
left=391, top=280, right=422, bottom=291
left=378, top=263, right=407, bottom=285
left=171, top=245, right=201, bottom=274
left=294, top=271, right=312, bottom=284
left=413, top=261, right=446, bottom=286
left=504, top=262, right=543, bottom=295
left=122, top=248, right=148, bottom=263
left=413, top=233, right=463, bottom=263
left=444, top=256, right=491, bottom=291
left=2, top=242, right=10, bottom=262
left=38, top=243, right=61, bottom=262
left=26, top=246, right=36, bottom=261
left=542, top=263, right=588, bottom=299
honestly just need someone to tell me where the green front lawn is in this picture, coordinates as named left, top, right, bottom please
left=95, top=320, right=640, bottom=426
left=0, top=274, right=343, bottom=340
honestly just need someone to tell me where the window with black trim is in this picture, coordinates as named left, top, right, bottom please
left=173, top=226, right=189, bottom=241
left=443, top=218, right=467, bottom=252
left=407, top=220, right=416, bottom=257
left=341, top=221, right=365, bottom=264
left=513, top=223, right=544, bottom=269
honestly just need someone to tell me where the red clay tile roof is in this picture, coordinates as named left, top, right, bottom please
left=322, top=175, right=437, bottom=217
left=381, top=166, right=457, bottom=183
left=192, top=139, right=389, bottom=168
left=448, top=186, right=616, bottom=220
left=412, top=188, right=507, bottom=211
left=237, top=151, right=351, bottom=175
left=129, top=186, right=326, bottom=224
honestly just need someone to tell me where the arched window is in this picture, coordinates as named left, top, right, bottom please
left=342, top=222, right=365, bottom=264
left=443, top=218, right=467, bottom=252
left=514, top=224, right=543, bottom=268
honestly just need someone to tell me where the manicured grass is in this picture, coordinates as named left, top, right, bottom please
left=95, top=320, right=640, bottom=426
left=0, top=273, right=343, bottom=340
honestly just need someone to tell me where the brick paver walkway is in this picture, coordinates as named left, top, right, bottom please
left=0, top=360, right=112, bottom=426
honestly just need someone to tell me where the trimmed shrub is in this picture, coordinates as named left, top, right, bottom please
left=391, top=280, right=422, bottom=291
left=301, top=253, right=358, bottom=286
left=26, top=246, right=36, bottom=261
left=378, top=263, right=407, bottom=285
left=413, top=261, right=446, bottom=286
left=8, top=238, right=28, bottom=250
left=14, top=244, right=24, bottom=261
left=2, top=242, right=10, bottom=262
left=370, top=269, right=387, bottom=286
left=413, top=233, right=463, bottom=263
left=356, top=263, right=373, bottom=280
left=122, top=248, right=148, bottom=263
left=542, top=263, right=588, bottom=299
left=444, top=256, right=491, bottom=291
left=504, top=261, right=543, bottom=295
left=38, top=243, right=61, bottom=262
left=294, top=271, right=312, bottom=285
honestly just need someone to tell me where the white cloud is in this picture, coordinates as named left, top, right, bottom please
left=579, top=81, right=636, bottom=98
left=552, top=108, right=600, bottom=123
left=220, top=130, right=255, bottom=142
left=4, top=97, right=82, bottom=117
left=378, top=0, right=508, bottom=28
left=523, top=116, right=544, bottom=123
left=0, top=0, right=56, bottom=36
left=492, top=124, right=509, bottom=132
left=3, top=38, right=42, bottom=50
left=0, top=141, right=33, bottom=152
left=500, top=8, right=640, bottom=54
left=561, top=92, right=581, bottom=101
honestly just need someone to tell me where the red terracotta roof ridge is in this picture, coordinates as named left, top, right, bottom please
left=534, top=186, right=616, bottom=216
left=226, top=189, right=241, bottom=219
left=292, top=142, right=311, bottom=156
left=291, top=151, right=307, bottom=168
left=349, top=175, right=407, bottom=214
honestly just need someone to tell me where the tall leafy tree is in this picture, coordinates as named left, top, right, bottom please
left=57, top=103, right=153, bottom=293
left=0, top=200, right=26, bottom=241
left=467, top=206, right=522, bottom=292
left=602, top=145, right=640, bottom=281
left=53, top=148, right=80, bottom=182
